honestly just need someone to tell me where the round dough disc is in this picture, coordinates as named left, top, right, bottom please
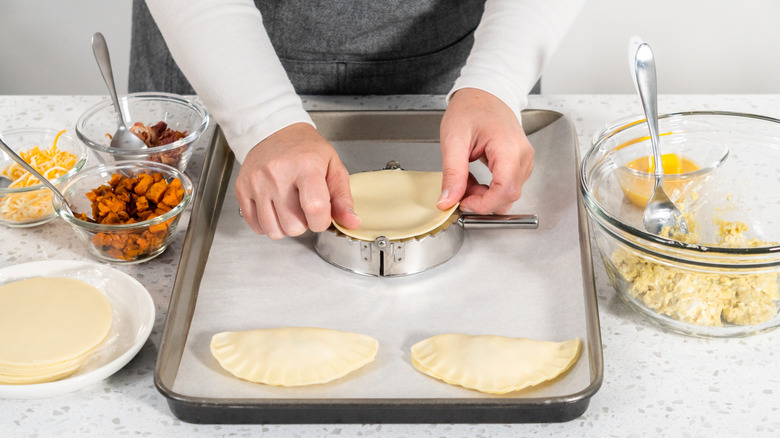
left=333, top=170, right=459, bottom=241
left=0, top=277, right=112, bottom=369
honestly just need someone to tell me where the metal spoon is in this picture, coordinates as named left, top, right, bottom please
left=91, top=32, right=147, bottom=150
left=0, top=175, right=11, bottom=189
left=634, top=42, right=689, bottom=235
left=0, top=136, right=75, bottom=216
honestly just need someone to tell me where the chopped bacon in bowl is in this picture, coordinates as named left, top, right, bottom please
left=76, top=92, right=209, bottom=172
left=129, top=122, right=188, bottom=148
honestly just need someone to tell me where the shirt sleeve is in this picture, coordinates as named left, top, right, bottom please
left=448, top=0, right=585, bottom=123
left=146, top=0, right=583, bottom=161
left=145, top=0, right=312, bottom=163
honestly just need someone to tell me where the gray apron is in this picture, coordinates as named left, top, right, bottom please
left=130, top=0, right=487, bottom=95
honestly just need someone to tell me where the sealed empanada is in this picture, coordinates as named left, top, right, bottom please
left=411, top=334, right=580, bottom=394
left=210, top=327, right=378, bottom=386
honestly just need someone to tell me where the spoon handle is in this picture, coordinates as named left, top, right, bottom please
left=634, top=43, right=663, bottom=185
left=91, top=32, right=125, bottom=127
left=0, top=136, right=72, bottom=210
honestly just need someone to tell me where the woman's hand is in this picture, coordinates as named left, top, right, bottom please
left=438, top=88, right=534, bottom=214
left=235, top=123, right=360, bottom=239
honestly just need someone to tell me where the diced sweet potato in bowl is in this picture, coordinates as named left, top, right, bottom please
left=53, top=160, right=193, bottom=264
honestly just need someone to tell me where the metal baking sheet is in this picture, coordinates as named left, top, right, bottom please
left=155, top=109, right=603, bottom=424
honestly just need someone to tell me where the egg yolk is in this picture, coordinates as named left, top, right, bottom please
left=620, top=153, right=700, bottom=208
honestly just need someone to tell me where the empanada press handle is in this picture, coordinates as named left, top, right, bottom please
left=460, top=214, right=539, bottom=229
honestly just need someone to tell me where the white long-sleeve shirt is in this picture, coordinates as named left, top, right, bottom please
left=145, top=0, right=584, bottom=163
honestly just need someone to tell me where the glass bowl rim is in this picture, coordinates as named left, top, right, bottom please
left=53, top=160, right=194, bottom=232
left=75, top=92, right=209, bottom=155
left=0, top=127, right=89, bottom=195
left=612, top=140, right=730, bottom=181
left=581, top=110, right=780, bottom=258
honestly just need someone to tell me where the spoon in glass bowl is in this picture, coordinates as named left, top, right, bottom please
left=0, top=136, right=74, bottom=216
left=91, top=32, right=147, bottom=150
left=634, top=42, right=689, bottom=235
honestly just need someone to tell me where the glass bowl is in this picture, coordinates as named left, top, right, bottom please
left=581, top=111, right=780, bottom=337
left=0, top=128, right=89, bottom=227
left=75, top=92, right=209, bottom=172
left=53, top=161, right=193, bottom=264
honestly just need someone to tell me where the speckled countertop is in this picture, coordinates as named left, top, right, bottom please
left=2, top=94, right=780, bottom=437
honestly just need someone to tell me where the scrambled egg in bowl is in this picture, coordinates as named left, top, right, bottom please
left=582, top=111, right=780, bottom=337
left=611, top=220, right=779, bottom=327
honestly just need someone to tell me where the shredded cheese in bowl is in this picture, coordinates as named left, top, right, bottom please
left=0, top=130, right=79, bottom=224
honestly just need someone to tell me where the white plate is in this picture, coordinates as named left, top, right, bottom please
left=0, top=260, right=155, bottom=399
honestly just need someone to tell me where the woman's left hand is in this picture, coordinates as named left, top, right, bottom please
left=437, top=88, right=534, bottom=214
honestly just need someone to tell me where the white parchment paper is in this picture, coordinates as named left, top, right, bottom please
left=171, top=116, right=595, bottom=400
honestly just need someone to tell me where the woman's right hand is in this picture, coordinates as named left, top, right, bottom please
left=235, top=123, right=360, bottom=239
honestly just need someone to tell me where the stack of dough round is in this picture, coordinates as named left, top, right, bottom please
left=0, top=277, right=113, bottom=385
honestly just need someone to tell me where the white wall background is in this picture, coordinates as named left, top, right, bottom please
left=544, top=0, right=780, bottom=94
left=1, top=1, right=133, bottom=95
left=2, top=0, right=779, bottom=96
